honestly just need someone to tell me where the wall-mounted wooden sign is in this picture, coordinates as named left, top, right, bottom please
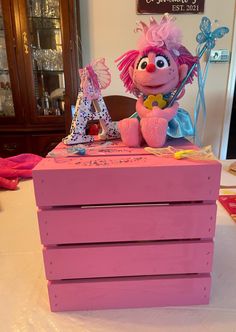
left=137, top=0, right=205, bottom=14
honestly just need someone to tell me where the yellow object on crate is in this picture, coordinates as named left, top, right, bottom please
left=145, top=145, right=216, bottom=160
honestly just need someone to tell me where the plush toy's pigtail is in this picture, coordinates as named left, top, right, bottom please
left=115, top=50, right=139, bottom=94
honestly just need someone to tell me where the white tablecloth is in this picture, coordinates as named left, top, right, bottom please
left=0, top=169, right=236, bottom=331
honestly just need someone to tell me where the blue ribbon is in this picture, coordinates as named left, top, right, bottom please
left=192, top=17, right=229, bottom=146
left=193, top=45, right=210, bottom=146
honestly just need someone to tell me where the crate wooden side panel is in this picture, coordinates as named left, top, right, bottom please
left=33, top=156, right=221, bottom=207
left=48, top=274, right=212, bottom=311
left=38, top=203, right=217, bottom=245
left=43, top=240, right=213, bottom=280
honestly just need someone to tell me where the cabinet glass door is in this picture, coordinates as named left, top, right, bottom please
left=27, top=0, right=65, bottom=118
left=0, top=2, right=15, bottom=117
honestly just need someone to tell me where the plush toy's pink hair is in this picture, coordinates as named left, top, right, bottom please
left=115, top=50, right=139, bottom=93
left=116, top=46, right=197, bottom=94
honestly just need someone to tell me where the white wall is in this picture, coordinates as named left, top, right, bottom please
left=79, top=0, right=236, bottom=157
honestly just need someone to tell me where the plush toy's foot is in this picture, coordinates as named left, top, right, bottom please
left=141, top=117, right=168, bottom=147
left=118, top=118, right=142, bottom=147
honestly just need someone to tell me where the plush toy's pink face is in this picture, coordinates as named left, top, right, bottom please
left=129, top=50, right=186, bottom=96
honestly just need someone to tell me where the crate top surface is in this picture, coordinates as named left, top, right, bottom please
left=33, top=138, right=221, bottom=207
left=33, top=138, right=220, bottom=171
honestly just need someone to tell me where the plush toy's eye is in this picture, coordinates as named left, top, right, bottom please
left=155, top=55, right=169, bottom=69
left=137, top=57, right=149, bottom=70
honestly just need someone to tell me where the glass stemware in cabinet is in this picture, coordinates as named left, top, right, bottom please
left=0, top=1, right=15, bottom=117
left=30, top=0, right=60, bottom=18
left=27, top=0, right=65, bottom=117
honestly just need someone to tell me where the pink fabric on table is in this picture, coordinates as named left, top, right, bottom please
left=0, top=153, right=43, bottom=190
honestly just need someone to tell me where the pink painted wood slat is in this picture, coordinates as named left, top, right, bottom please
left=48, top=274, right=212, bottom=311
left=38, top=203, right=217, bottom=245
left=43, top=240, right=213, bottom=280
left=33, top=155, right=221, bottom=207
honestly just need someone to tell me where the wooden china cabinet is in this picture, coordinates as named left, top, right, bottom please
left=0, top=0, right=81, bottom=157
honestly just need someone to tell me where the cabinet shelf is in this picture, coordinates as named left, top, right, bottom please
left=29, top=16, right=61, bottom=30
left=29, top=16, right=60, bottom=20
left=30, top=27, right=61, bottom=31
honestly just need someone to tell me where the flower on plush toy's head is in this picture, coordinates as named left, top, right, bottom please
left=144, top=94, right=167, bottom=110
left=136, top=14, right=182, bottom=55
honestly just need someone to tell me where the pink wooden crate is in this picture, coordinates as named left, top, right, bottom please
left=38, top=202, right=216, bottom=245
left=48, top=274, right=212, bottom=312
left=43, top=240, right=213, bottom=280
left=32, top=139, right=221, bottom=311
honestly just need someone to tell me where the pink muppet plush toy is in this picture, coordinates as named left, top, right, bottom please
left=116, top=14, right=197, bottom=147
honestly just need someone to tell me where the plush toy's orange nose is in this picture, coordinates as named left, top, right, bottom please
left=146, top=63, right=156, bottom=73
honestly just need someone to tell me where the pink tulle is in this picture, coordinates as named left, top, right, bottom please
left=136, top=15, right=182, bottom=52
left=86, top=65, right=100, bottom=91
left=80, top=58, right=111, bottom=100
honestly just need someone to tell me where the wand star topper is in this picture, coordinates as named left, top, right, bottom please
left=196, top=16, right=229, bottom=50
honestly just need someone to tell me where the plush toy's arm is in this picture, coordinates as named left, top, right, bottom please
left=151, top=103, right=179, bottom=121
left=136, top=96, right=152, bottom=117
left=136, top=96, right=179, bottom=121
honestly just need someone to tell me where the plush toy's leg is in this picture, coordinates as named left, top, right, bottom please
left=140, top=117, right=168, bottom=147
left=63, top=95, right=94, bottom=145
left=93, top=97, right=120, bottom=140
left=118, top=118, right=142, bottom=147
